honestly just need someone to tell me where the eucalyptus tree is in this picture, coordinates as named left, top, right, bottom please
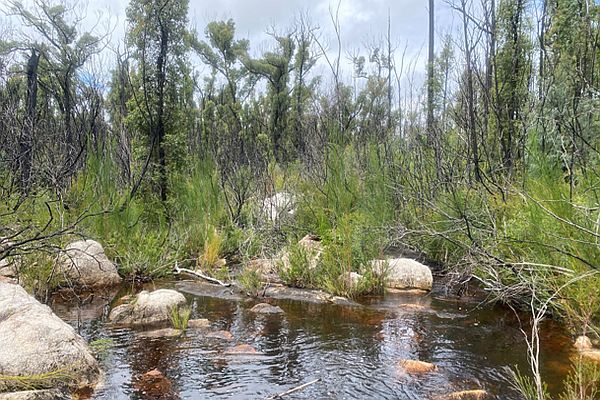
left=543, top=0, right=600, bottom=198
left=494, top=0, right=532, bottom=176
left=191, top=19, right=250, bottom=138
left=289, top=14, right=319, bottom=158
left=4, top=0, right=102, bottom=190
left=125, top=0, right=193, bottom=202
left=191, top=19, right=267, bottom=223
left=241, top=33, right=295, bottom=162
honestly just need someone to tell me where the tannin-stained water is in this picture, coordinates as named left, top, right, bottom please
left=50, top=281, right=574, bottom=399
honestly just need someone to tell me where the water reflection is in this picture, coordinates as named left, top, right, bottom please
left=51, top=283, right=574, bottom=400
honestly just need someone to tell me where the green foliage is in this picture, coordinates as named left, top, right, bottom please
left=89, top=338, right=116, bottom=361
left=170, top=305, right=191, bottom=331
left=0, top=367, right=77, bottom=391
left=237, top=267, right=263, bottom=297
left=277, top=243, right=314, bottom=288
left=559, top=360, right=600, bottom=400
left=509, top=366, right=550, bottom=400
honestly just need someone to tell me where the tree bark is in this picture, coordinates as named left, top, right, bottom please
left=156, top=15, right=169, bottom=203
left=460, top=0, right=482, bottom=182
left=20, top=49, right=40, bottom=194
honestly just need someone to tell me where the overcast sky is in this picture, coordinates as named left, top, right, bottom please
left=1, top=0, right=459, bottom=89
left=84, top=0, right=456, bottom=81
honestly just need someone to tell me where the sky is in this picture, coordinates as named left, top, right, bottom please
left=83, top=0, right=456, bottom=81
left=1, top=0, right=458, bottom=90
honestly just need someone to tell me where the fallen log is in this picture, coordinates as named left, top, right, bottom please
left=173, top=263, right=231, bottom=287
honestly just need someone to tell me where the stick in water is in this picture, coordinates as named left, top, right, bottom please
left=174, top=262, right=231, bottom=287
left=266, top=378, right=320, bottom=399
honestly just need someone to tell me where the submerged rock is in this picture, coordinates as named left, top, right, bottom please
left=573, top=335, right=600, bottom=362
left=0, top=282, right=100, bottom=393
left=188, top=318, right=211, bottom=329
left=207, top=330, right=234, bottom=340
left=50, top=287, right=119, bottom=322
left=57, top=240, right=121, bottom=288
left=133, top=368, right=173, bottom=398
left=372, top=258, right=433, bottom=291
left=109, top=289, right=187, bottom=326
left=396, top=359, right=437, bottom=375
left=224, top=344, right=261, bottom=355
left=138, top=328, right=182, bottom=338
left=250, top=303, right=284, bottom=314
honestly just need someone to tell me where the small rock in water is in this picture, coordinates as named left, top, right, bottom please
left=108, top=289, right=187, bottom=326
left=207, top=330, right=234, bottom=340
left=188, top=318, right=211, bottom=329
left=330, top=296, right=354, bottom=306
left=138, top=328, right=182, bottom=338
left=250, top=303, right=284, bottom=314
left=396, top=359, right=437, bottom=375
left=371, top=258, right=433, bottom=291
left=133, top=368, right=173, bottom=398
left=400, top=303, right=428, bottom=312
left=444, top=389, right=488, bottom=400
left=224, top=344, right=261, bottom=355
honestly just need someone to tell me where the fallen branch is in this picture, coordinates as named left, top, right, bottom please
left=174, top=263, right=231, bottom=287
left=266, top=378, right=320, bottom=399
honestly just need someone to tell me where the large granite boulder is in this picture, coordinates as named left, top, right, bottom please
left=108, top=289, right=187, bottom=326
left=372, top=258, right=433, bottom=291
left=261, top=192, right=296, bottom=223
left=57, top=240, right=121, bottom=288
left=0, top=282, right=100, bottom=393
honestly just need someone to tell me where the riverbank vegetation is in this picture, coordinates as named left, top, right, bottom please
left=1, top=0, right=600, bottom=395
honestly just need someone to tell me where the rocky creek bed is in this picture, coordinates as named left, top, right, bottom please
left=30, top=278, right=575, bottom=400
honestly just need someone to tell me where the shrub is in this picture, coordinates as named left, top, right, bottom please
left=170, top=306, right=191, bottom=331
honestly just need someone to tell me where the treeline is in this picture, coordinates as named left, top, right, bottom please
left=1, top=0, right=600, bottom=341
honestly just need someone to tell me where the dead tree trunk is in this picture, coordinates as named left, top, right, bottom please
left=156, top=16, right=169, bottom=203
left=19, top=49, right=40, bottom=194
left=460, top=0, right=482, bottom=183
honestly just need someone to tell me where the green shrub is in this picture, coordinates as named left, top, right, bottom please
left=278, top=242, right=314, bottom=288
left=170, top=305, right=191, bottom=331
left=237, top=267, right=263, bottom=297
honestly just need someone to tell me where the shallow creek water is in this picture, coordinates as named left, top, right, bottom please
left=50, top=280, right=574, bottom=399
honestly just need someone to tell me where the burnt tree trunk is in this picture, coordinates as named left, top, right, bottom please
left=19, top=49, right=40, bottom=194
left=156, top=15, right=169, bottom=203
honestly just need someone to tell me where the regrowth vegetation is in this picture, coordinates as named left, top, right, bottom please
left=1, top=0, right=600, bottom=386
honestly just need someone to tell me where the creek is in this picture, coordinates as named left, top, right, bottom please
left=50, top=280, right=573, bottom=399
